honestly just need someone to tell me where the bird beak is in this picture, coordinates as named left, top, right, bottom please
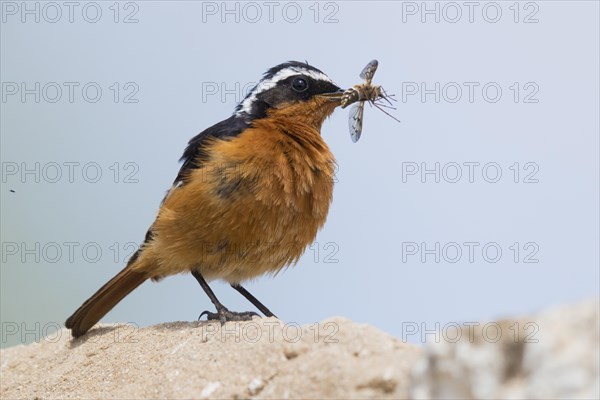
left=318, top=88, right=346, bottom=103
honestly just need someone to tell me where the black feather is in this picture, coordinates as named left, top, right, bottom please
left=176, top=61, right=334, bottom=184
left=175, top=115, right=250, bottom=184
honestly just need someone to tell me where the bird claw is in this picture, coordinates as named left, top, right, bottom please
left=198, top=307, right=259, bottom=325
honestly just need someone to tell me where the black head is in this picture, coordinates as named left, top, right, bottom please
left=235, top=61, right=343, bottom=120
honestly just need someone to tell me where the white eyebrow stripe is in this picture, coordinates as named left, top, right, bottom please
left=269, top=67, right=333, bottom=85
left=236, top=66, right=334, bottom=116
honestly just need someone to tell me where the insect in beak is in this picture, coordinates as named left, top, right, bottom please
left=340, top=60, right=401, bottom=143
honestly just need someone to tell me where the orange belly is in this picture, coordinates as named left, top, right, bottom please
left=134, top=116, right=336, bottom=284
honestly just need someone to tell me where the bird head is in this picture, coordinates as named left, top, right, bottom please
left=235, top=61, right=344, bottom=130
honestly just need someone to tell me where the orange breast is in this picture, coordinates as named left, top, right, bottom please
left=135, top=111, right=336, bottom=284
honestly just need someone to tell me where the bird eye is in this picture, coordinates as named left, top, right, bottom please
left=291, top=77, right=308, bottom=92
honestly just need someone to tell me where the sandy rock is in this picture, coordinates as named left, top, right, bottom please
left=411, top=299, right=600, bottom=399
left=0, top=317, right=421, bottom=399
left=2, top=300, right=598, bottom=399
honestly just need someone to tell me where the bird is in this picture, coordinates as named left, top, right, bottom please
left=65, top=61, right=346, bottom=338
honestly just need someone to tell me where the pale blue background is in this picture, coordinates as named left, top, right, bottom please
left=1, top=1, right=598, bottom=348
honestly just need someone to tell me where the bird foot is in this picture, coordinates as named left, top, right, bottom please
left=199, top=307, right=259, bottom=325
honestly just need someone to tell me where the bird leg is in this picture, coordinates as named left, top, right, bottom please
left=192, top=270, right=259, bottom=324
left=231, top=283, right=277, bottom=318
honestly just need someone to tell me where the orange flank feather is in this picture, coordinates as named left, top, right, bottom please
left=134, top=96, right=338, bottom=283
left=65, top=96, right=339, bottom=337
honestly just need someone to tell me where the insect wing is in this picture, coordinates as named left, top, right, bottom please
left=359, top=59, right=379, bottom=83
left=348, top=102, right=365, bottom=143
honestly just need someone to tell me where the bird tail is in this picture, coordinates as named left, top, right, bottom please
left=65, top=256, right=147, bottom=338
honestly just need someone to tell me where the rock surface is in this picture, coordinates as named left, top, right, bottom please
left=411, top=299, right=600, bottom=399
left=1, top=300, right=598, bottom=399
left=0, top=317, right=421, bottom=399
